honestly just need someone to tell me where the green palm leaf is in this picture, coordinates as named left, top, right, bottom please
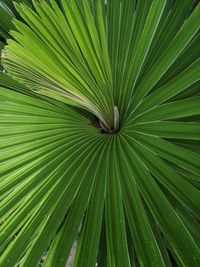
left=0, top=1, right=200, bottom=267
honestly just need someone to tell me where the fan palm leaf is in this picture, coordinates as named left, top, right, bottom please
left=0, top=0, right=200, bottom=267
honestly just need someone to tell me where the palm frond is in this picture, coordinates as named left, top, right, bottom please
left=0, top=1, right=200, bottom=267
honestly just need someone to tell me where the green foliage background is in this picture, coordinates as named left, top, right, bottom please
left=0, top=1, right=200, bottom=266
